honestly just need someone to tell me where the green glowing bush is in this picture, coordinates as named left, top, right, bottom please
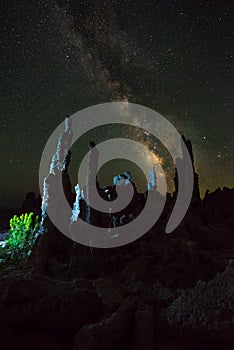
left=0, top=212, right=39, bottom=264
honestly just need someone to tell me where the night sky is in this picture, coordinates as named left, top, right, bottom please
left=0, top=0, right=233, bottom=209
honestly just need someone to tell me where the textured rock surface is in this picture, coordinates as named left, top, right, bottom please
left=1, top=260, right=234, bottom=349
left=167, top=260, right=234, bottom=336
left=74, top=297, right=136, bottom=350
left=0, top=274, right=105, bottom=350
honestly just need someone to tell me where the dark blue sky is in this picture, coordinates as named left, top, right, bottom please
left=0, top=0, right=233, bottom=208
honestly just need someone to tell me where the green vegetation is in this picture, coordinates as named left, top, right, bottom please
left=0, top=212, right=39, bottom=265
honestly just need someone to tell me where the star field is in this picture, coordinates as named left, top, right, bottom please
left=0, top=0, right=233, bottom=208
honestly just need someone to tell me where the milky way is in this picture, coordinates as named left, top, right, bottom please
left=0, top=0, right=233, bottom=208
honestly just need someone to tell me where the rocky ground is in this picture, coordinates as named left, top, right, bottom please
left=0, top=187, right=234, bottom=350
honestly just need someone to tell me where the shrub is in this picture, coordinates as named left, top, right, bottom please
left=0, top=212, right=39, bottom=264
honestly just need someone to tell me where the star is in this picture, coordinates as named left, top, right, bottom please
left=0, top=0, right=233, bottom=208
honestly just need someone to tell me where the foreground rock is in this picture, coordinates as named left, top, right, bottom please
left=0, top=260, right=234, bottom=349
left=0, top=274, right=105, bottom=350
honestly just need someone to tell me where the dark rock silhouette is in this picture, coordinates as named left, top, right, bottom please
left=173, top=135, right=200, bottom=204
left=21, top=192, right=40, bottom=213
left=1, top=135, right=234, bottom=349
